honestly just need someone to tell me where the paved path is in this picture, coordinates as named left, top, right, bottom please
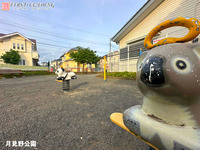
left=0, top=75, right=148, bottom=150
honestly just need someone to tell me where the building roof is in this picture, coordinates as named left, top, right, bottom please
left=0, top=32, right=36, bottom=44
left=29, top=38, right=36, bottom=44
left=66, top=58, right=74, bottom=61
left=64, top=46, right=85, bottom=55
left=52, top=58, right=62, bottom=62
left=60, top=54, right=64, bottom=58
left=70, top=46, right=81, bottom=51
left=0, top=33, right=6, bottom=37
left=111, top=0, right=164, bottom=44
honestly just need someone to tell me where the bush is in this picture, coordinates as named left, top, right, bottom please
left=23, top=71, right=55, bottom=76
left=1, top=49, right=20, bottom=64
left=106, top=71, right=136, bottom=80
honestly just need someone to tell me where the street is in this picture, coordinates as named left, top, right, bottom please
left=0, top=75, right=148, bottom=150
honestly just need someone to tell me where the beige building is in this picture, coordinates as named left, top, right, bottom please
left=40, top=62, right=48, bottom=66
left=51, top=58, right=62, bottom=71
left=107, top=51, right=119, bottom=72
left=97, top=56, right=106, bottom=72
left=112, top=0, right=200, bottom=72
left=0, top=32, right=39, bottom=66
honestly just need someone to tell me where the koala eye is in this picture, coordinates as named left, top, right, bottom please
left=176, top=60, right=187, bottom=70
left=172, top=57, right=191, bottom=74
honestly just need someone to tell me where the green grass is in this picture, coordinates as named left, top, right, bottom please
left=99, top=71, right=137, bottom=80
left=0, top=64, right=48, bottom=70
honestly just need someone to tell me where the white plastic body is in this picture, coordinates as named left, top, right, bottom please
left=55, top=67, right=76, bottom=80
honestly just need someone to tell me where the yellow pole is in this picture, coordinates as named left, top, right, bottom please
left=104, top=56, right=106, bottom=82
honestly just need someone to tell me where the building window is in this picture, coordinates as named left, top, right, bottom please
left=120, top=47, right=128, bottom=59
left=17, top=44, right=20, bottom=50
left=32, top=45, right=34, bottom=51
left=21, top=44, right=24, bottom=50
left=13, top=43, right=16, bottom=49
left=192, top=38, right=199, bottom=43
left=19, top=60, right=25, bottom=65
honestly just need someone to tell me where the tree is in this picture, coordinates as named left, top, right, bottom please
left=70, top=47, right=100, bottom=73
left=1, top=49, right=20, bottom=64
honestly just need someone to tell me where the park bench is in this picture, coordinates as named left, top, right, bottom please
left=0, top=69, right=24, bottom=78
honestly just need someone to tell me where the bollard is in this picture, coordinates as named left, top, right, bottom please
left=104, top=56, right=107, bottom=82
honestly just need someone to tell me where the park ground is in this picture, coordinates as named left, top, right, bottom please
left=0, top=74, right=149, bottom=150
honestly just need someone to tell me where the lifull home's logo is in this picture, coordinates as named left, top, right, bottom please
left=2, top=2, right=10, bottom=10
left=2, top=2, right=54, bottom=10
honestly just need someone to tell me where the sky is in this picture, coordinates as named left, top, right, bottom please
left=1, top=0, right=147, bottom=62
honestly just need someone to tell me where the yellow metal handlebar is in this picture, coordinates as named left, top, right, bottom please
left=144, top=17, right=200, bottom=49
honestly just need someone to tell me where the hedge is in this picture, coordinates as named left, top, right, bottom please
left=1, top=71, right=55, bottom=78
left=104, top=71, right=137, bottom=80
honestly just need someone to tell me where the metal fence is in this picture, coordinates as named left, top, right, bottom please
left=106, top=42, right=144, bottom=72
left=108, top=58, right=138, bottom=73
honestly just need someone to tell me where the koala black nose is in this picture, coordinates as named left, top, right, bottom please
left=140, top=56, right=165, bottom=87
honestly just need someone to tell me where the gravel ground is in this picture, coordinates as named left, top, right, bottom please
left=0, top=75, right=149, bottom=150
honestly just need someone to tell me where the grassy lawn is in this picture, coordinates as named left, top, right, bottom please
left=0, top=64, right=48, bottom=70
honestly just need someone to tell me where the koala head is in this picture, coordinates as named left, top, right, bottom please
left=137, top=43, right=200, bottom=103
left=55, top=67, right=65, bottom=77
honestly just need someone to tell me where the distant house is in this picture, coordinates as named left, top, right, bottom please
left=62, top=47, right=95, bottom=72
left=40, top=62, right=48, bottom=67
left=0, top=32, right=39, bottom=66
left=97, top=55, right=106, bottom=72
left=107, top=51, right=119, bottom=72
left=98, top=52, right=119, bottom=72
left=60, top=54, right=65, bottom=62
left=51, top=58, right=62, bottom=70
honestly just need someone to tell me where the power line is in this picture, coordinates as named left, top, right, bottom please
left=0, top=26, right=72, bottom=46
left=0, top=19, right=118, bottom=48
left=0, top=19, right=111, bottom=46
left=4, top=11, right=112, bottom=37
left=0, top=27, right=112, bottom=51
left=0, top=30, right=108, bottom=54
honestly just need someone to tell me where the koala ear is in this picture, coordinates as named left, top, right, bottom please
left=193, top=43, right=200, bottom=60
